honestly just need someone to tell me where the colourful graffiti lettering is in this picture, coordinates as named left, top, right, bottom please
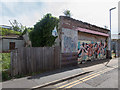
left=78, top=41, right=107, bottom=62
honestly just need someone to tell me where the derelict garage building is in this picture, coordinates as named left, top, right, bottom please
left=59, top=16, right=110, bottom=67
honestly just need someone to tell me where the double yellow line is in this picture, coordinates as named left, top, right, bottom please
left=53, top=65, right=118, bottom=89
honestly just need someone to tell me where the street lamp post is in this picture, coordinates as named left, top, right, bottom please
left=109, top=7, right=116, bottom=58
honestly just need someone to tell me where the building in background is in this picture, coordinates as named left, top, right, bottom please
left=0, top=31, right=31, bottom=52
left=0, top=35, right=24, bottom=52
left=111, top=34, right=120, bottom=57
left=0, top=25, right=13, bottom=30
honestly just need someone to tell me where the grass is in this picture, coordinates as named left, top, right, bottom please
left=0, top=53, right=11, bottom=81
left=0, top=53, right=45, bottom=81
left=0, top=53, right=10, bottom=71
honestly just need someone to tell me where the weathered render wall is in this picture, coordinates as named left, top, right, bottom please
left=61, top=28, right=78, bottom=53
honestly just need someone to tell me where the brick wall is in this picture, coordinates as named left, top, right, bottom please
left=59, top=16, right=109, bottom=34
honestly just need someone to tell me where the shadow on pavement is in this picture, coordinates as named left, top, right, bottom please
left=78, top=59, right=110, bottom=68
left=27, top=59, right=110, bottom=80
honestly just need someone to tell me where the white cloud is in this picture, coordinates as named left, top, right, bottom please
left=1, top=12, right=41, bottom=27
left=1, top=1, right=119, bottom=34
left=1, top=0, right=120, bottom=2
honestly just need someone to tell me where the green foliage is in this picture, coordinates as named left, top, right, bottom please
left=22, top=27, right=32, bottom=35
left=29, top=13, right=59, bottom=47
left=0, top=53, right=46, bottom=81
left=0, top=27, right=21, bottom=36
left=0, top=53, right=10, bottom=71
left=2, top=70, right=11, bottom=81
left=28, top=27, right=34, bottom=31
left=9, top=20, right=25, bottom=32
left=0, top=53, right=11, bottom=81
left=63, top=10, right=71, bottom=17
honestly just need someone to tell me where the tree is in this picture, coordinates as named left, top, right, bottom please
left=63, top=10, right=71, bottom=17
left=29, top=13, right=59, bottom=47
left=22, top=27, right=33, bottom=35
left=9, top=20, right=25, bottom=32
left=104, top=25, right=108, bottom=29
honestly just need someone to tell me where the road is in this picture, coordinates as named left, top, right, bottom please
left=43, top=62, right=119, bottom=89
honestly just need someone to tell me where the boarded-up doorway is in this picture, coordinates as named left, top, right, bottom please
left=9, top=42, right=15, bottom=50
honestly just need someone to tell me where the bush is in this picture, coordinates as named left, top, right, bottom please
left=0, top=27, right=21, bottom=36
left=0, top=53, right=10, bottom=71
left=2, top=70, right=11, bottom=81
left=0, top=53, right=11, bottom=81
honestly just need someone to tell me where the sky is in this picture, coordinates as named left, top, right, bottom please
left=0, top=0, right=119, bottom=34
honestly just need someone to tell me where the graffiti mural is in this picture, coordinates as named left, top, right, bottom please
left=78, top=40, right=107, bottom=62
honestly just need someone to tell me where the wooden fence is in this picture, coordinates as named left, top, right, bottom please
left=10, top=46, right=60, bottom=76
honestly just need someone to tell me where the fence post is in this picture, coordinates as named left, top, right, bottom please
left=10, top=51, right=13, bottom=77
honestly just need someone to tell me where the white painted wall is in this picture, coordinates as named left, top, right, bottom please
left=0, top=39, right=24, bottom=51
left=0, top=39, right=2, bottom=52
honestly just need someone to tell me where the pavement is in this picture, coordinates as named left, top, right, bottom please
left=1, top=58, right=119, bottom=89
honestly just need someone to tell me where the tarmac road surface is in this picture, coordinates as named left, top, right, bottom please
left=44, top=63, right=118, bottom=89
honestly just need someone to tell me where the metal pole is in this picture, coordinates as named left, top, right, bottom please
left=106, top=7, right=116, bottom=66
left=110, top=9, right=111, bottom=32
left=109, top=7, right=116, bottom=58
left=110, top=10, right=111, bottom=31
left=109, top=9, right=111, bottom=58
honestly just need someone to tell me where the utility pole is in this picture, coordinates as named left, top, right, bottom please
left=106, top=7, right=116, bottom=66
left=109, top=7, right=116, bottom=58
